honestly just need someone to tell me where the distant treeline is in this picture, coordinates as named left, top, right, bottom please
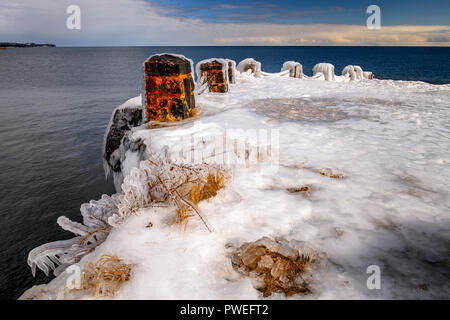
left=0, top=42, right=56, bottom=48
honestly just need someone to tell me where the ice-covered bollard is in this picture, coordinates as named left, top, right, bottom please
left=312, top=63, right=335, bottom=81
left=237, top=58, right=262, bottom=77
left=143, top=53, right=196, bottom=122
left=281, top=61, right=303, bottom=78
left=196, top=58, right=230, bottom=93
left=363, top=71, right=375, bottom=80
left=342, top=65, right=364, bottom=81
left=226, top=59, right=236, bottom=84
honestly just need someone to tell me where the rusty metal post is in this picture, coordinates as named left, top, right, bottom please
left=143, top=54, right=196, bottom=122
left=197, top=59, right=229, bottom=93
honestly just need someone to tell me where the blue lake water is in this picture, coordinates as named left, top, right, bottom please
left=0, top=46, right=449, bottom=299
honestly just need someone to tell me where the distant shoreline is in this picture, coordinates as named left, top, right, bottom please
left=0, top=42, right=56, bottom=48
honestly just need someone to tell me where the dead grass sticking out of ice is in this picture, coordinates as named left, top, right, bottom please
left=286, top=163, right=346, bottom=180
left=174, top=205, right=194, bottom=232
left=190, top=171, right=225, bottom=204
left=174, top=171, right=225, bottom=231
left=231, top=237, right=315, bottom=298
left=25, top=290, right=53, bottom=300
left=249, top=98, right=346, bottom=122
left=314, top=168, right=345, bottom=179
left=286, top=185, right=312, bottom=197
left=82, top=255, right=131, bottom=297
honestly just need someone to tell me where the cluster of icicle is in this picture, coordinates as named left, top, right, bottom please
left=28, top=150, right=219, bottom=277
left=27, top=194, right=120, bottom=277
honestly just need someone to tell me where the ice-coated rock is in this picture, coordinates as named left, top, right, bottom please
left=103, top=97, right=144, bottom=180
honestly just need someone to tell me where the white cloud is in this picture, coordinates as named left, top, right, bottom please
left=0, top=0, right=449, bottom=46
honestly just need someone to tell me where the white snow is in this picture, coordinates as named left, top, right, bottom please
left=21, top=72, right=450, bottom=300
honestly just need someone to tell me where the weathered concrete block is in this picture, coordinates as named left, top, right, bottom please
left=142, top=54, right=196, bottom=122
left=196, top=58, right=229, bottom=93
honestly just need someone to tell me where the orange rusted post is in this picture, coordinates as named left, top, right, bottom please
left=143, top=54, right=196, bottom=122
left=196, top=58, right=229, bottom=93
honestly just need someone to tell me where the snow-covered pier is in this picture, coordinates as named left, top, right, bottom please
left=21, top=54, right=450, bottom=300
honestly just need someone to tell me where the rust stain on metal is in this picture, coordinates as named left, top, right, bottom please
left=199, top=60, right=229, bottom=93
left=143, top=54, right=195, bottom=122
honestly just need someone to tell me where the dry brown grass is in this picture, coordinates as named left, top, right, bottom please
left=82, top=255, right=131, bottom=297
left=253, top=247, right=310, bottom=297
left=173, top=171, right=225, bottom=231
left=287, top=185, right=311, bottom=197
left=25, top=291, right=52, bottom=300
left=287, top=163, right=345, bottom=179
left=231, top=242, right=314, bottom=298
left=173, top=205, right=194, bottom=232
left=190, top=171, right=225, bottom=204
left=81, top=226, right=111, bottom=246
left=314, top=168, right=345, bottom=179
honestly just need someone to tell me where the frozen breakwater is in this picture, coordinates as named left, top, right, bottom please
left=21, top=55, right=450, bottom=299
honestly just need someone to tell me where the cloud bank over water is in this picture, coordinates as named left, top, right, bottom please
left=1, top=0, right=449, bottom=46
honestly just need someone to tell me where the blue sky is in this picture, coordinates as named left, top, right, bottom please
left=0, top=0, right=449, bottom=46
left=154, top=0, right=450, bottom=25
